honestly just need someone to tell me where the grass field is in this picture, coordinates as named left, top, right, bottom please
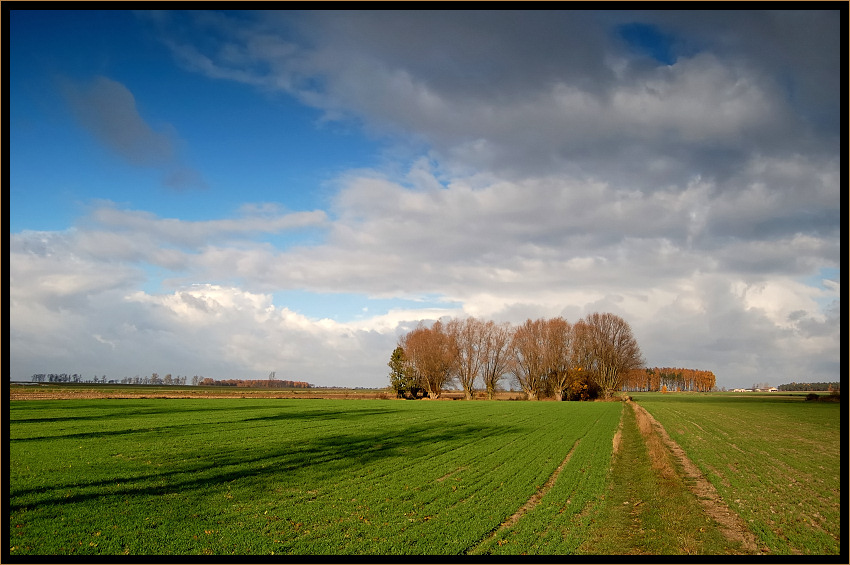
left=633, top=392, right=841, bottom=555
left=7, top=390, right=842, bottom=556
left=8, top=398, right=618, bottom=555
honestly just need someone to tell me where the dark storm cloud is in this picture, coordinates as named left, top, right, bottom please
left=151, top=11, right=839, bottom=183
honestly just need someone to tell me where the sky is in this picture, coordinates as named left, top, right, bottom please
left=8, top=10, right=841, bottom=389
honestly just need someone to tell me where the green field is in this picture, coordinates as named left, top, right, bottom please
left=7, top=393, right=841, bottom=556
left=8, top=398, right=619, bottom=555
left=634, top=392, right=841, bottom=555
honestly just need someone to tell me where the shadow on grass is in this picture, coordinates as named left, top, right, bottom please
left=10, top=420, right=516, bottom=511
left=9, top=401, right=286, bottom=425
left=11, top=403, right=399, bottom=442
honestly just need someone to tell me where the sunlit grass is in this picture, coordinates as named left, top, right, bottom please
left=633, top=392, right=841, bottom=555
left=9, top=399, right=620, bottom=555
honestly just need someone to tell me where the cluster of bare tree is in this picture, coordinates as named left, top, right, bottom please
left=389, top=312, right=644, bottom=401
left=111, top=373, right=194, bottom=385
left=30, top=373, right=84, bottom=383
left=31, top=373, right=204, bottom=385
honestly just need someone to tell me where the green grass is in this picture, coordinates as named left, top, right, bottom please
left=631, top=392, right=841, bottom=555
left=471, top=402, right=621, bottom=555
left=8, top=399, right=620, bottom=556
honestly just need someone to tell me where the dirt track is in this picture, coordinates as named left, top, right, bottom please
left=628, top=399, right=762, bottom=553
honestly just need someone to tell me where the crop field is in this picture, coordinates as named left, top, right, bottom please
left=634, top=392, right=842, bottom=555
left=7, top=391, right=842, bottom=557
left=8, top=398, right=620, bottom=555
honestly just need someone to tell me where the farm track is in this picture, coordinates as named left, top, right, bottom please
left=628, top=399, right=761, bottom=554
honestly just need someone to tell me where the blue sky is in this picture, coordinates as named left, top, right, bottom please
left=9, top=10, right=841, bottom=388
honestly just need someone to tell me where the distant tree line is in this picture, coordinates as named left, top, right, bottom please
left=389, top=312, right=644, bottom=401
left=30, top=373, right=200, bottom=385
left=779, top=382, right=840, bottom=392
left=28, top=373, right=313, bottom=387
left=198, top=378, right=313, bottom=388
left=623, top=367, right=717, bottom=392
left=30, top=373, right=84, bottom=383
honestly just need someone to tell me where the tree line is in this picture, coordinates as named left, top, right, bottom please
left=27, top=373, right=314, bottom=388
left=29, top=373, right=85, bottom=383
left=623, top=367, right=717, bottom=392
left=778, top=382, right=840, bottom=392
left=30, top=373, right=200, bottom=385
left=197, top=378, right=312, bottom=388
left=388, top=312, right=645, bottom=401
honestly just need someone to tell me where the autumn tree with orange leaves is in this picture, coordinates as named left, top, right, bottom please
left=400, top=321, right=455, bottom=399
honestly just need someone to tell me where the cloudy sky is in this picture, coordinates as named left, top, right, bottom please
left=9, top=10, right=841, bottom=389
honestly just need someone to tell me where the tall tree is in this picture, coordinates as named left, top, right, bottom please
left=577, top=312, right=644, bottom=399
left=480, top=320, right=513, bottom=400
left=510, top=318, right=550, bottom=400
left=388, top=345, right=418, bottom=398
left=446, top=317, right=485, bottom=400
left=545, top=317, right=575, bottom=401
left=402, top=321, right=454, bottom=399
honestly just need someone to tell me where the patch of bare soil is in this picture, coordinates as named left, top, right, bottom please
left=611, top=405, right=624, bottom=456
left=629, top=400, right=762, bottom=554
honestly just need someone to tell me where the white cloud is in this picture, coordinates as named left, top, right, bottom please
left=9, top=165, right=839, bottom=388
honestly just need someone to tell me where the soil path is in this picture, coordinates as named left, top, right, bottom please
left=628, top=399, right=761, bottom=553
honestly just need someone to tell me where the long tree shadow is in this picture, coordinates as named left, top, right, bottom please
left=9, top=420, right=519, bottom=511
left=9, top=401, right=294, bottom=426
left=10, top=404, right=398, bottom=443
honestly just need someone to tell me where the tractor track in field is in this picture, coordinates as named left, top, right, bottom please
left=466, top=437, right=581, bottom=553
left=628, top=399, right=762, bottom=554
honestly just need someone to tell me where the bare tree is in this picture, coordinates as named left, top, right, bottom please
left=402, top=320, right=455, bottom=399
left=480, top=320, right=513, bottom=400
left=578, top=312, right=644, bottom=399
left=545, top=317, right=575, bottom=401
left=446, top=317, right=485, bottom=400
left=510, top=318, right=550, bottom=400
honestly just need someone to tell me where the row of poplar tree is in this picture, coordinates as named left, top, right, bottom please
left=388, top=312, right=644, bottom=401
